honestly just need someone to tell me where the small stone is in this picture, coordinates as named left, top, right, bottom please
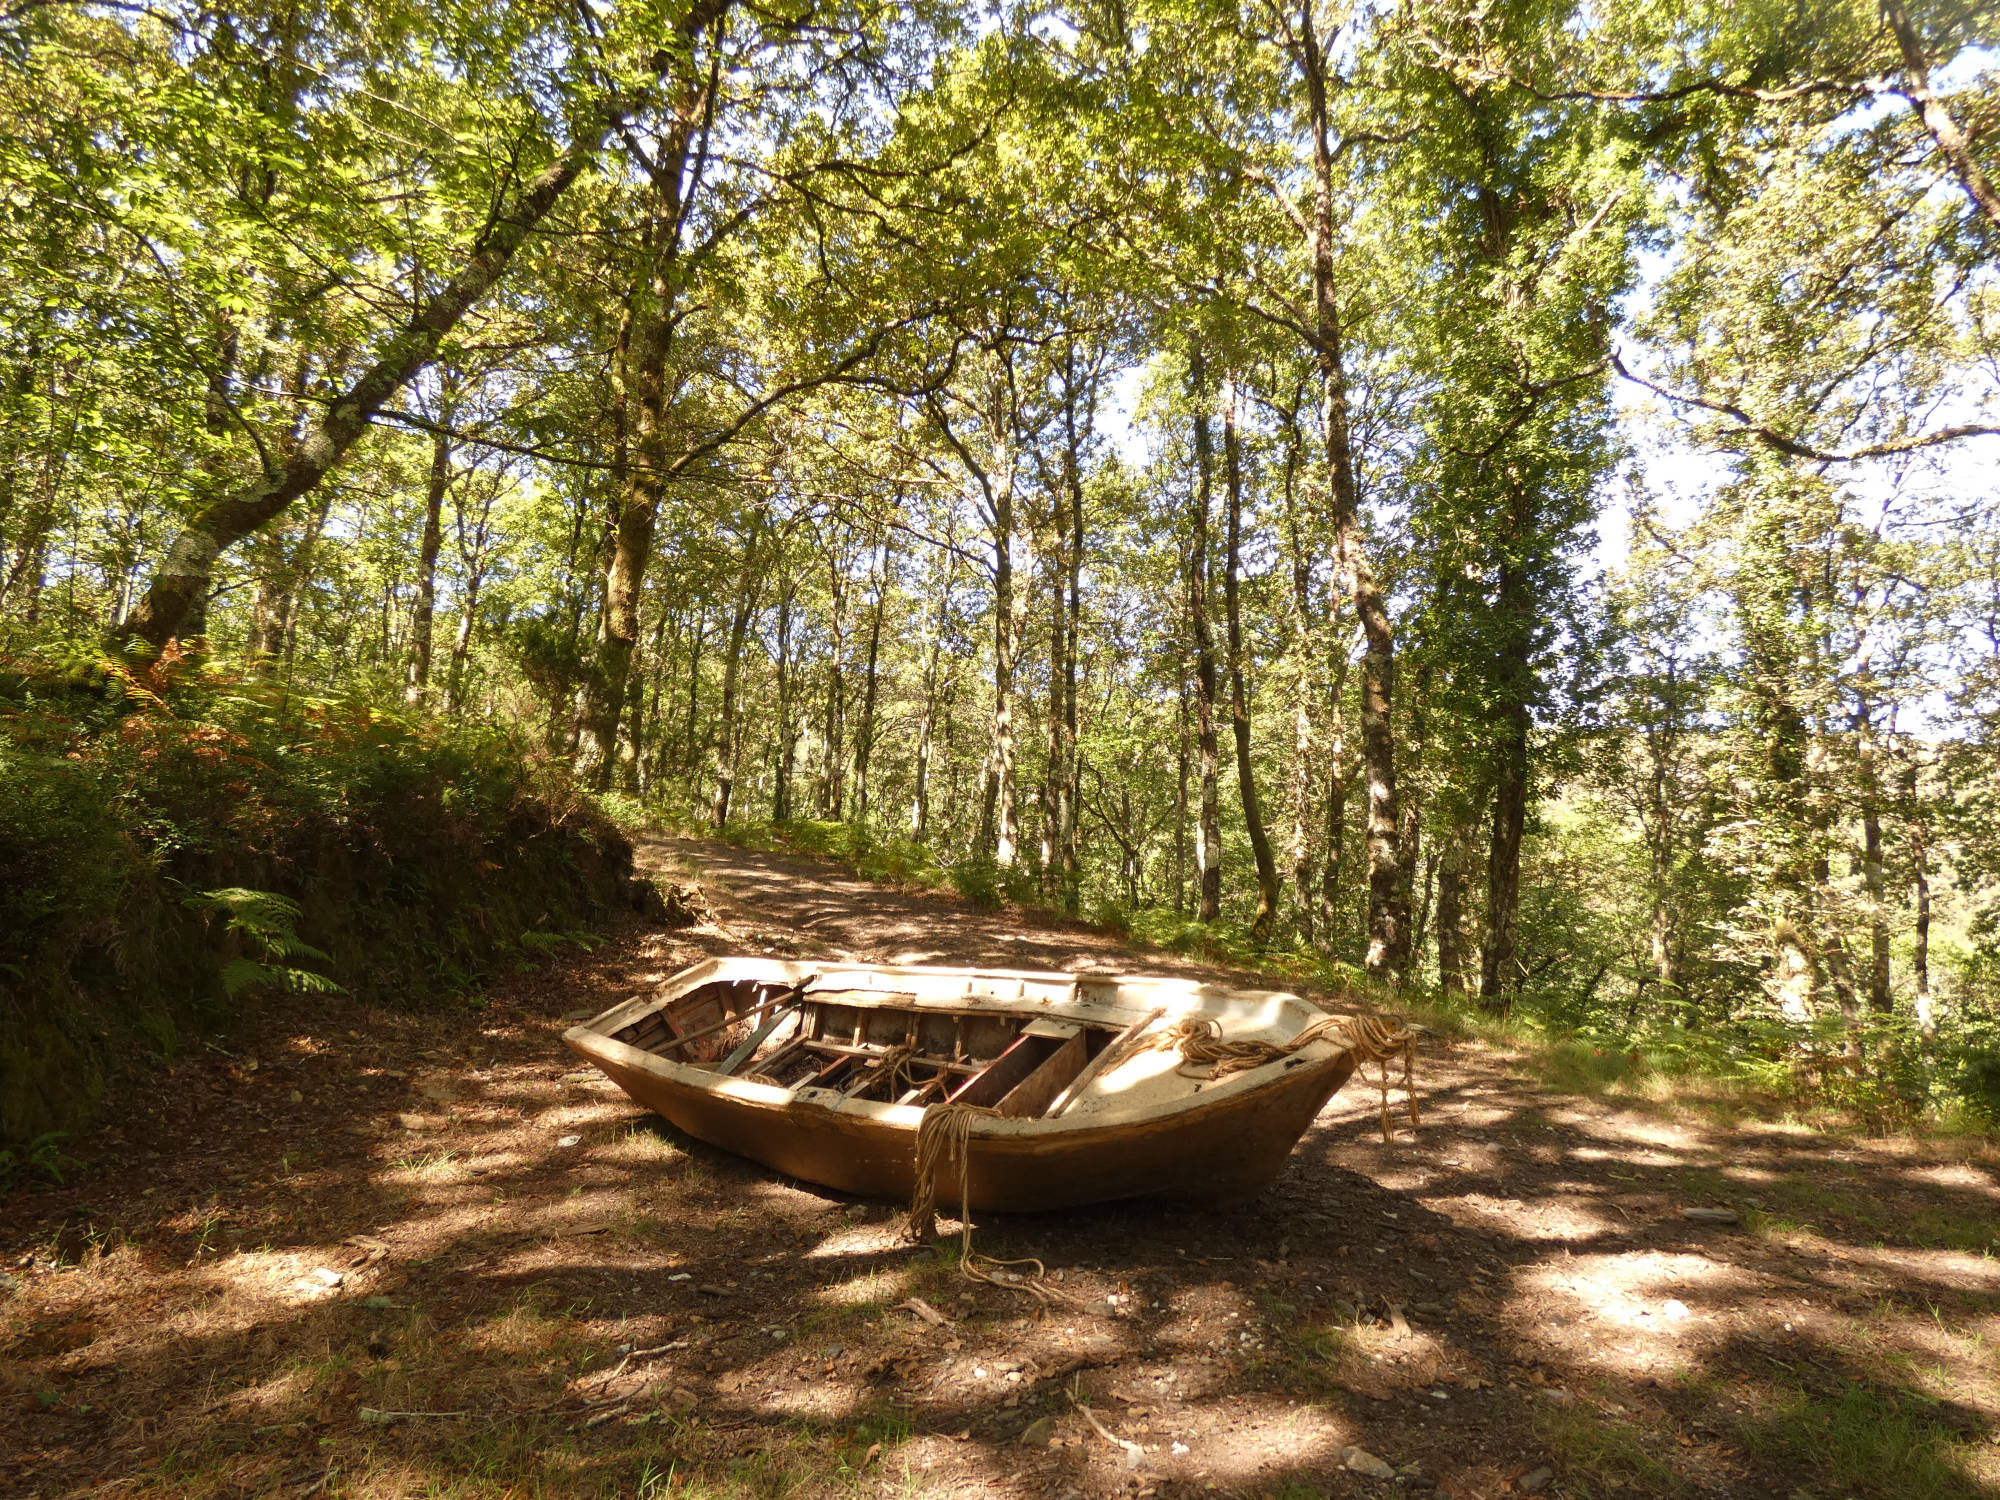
left=557, top=1134, right=583, bottom=1148
left=1342, top=1446, right=1396, bottom=1479
left=1518, top=1466, right=1555, bottom=1495
left=312, top=1268, right=344, bottom=1288
left=1662, top=1299, right=1693, bottom=1321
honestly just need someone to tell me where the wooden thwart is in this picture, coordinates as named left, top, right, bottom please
left=1044, top=1006, right=1167, bottom=1118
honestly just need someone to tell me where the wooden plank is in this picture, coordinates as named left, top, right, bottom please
left=950, top=1033, right=1057, bottom=1109
left=748, top=1036, right=812, bottom=1082
left=716, top=1002, right=803, bottom=1077
left=806, top=1053, right=854, bottom=1089
left=1044, top=1006, right=1167, bottom=1118
left=801, top=1040, right=979, bottom=1075
left=1022, top=1017, right=1084, bottom=1040
left=662, top=977, right=815, bottom=1059
left=997, top=1031, right=1089, bottom=1118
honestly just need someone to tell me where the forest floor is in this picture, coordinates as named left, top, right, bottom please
left=4, top=834, right=1999, bottom=1500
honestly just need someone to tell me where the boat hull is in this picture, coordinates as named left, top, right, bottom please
left=564, top=1022, right=1357, bottom=1212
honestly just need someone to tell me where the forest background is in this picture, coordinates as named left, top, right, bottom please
left=3, top=0, right=1998, bottom=1149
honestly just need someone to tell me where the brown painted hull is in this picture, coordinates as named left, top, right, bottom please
left=565, top=1028, right=1357, bottom=1212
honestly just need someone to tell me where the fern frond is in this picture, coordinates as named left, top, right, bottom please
left=282, top=968, right=348, bottom=996
left=219, top=957, right=273, bottom=999
left=264, top=934, right=335, bottom=964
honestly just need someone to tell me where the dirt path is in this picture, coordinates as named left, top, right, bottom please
left=4, top=835, right=1997, bottom=1500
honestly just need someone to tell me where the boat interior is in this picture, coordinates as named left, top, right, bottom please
left=606, top=973, right=1135, bottom=1119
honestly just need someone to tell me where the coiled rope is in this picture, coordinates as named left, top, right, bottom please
left=904, top=1102, right=1067, bottom=1302
left=1151, top=1011, right=1421, bottom=1142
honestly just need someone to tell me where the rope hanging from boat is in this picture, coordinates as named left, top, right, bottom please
left=904, top=1102, right=1067, bottom=1303
left=1151, top=1012, right=1421, bottom=1143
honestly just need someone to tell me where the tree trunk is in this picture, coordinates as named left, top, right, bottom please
left=1319, top=622, right=1354, bottom=948
left=1912, top=816, right=1934, bottom=1045
left=1279, top=412, right=1320, bottom=945
left=1855, top=701, right=1891, bottom=1014
left=708, top=520, right=766, bottom=827
left=116, top=49, right=685, bottom=654
left=1883, top=0, right=2000, bottom=235
left=852, top=534, right=887, bottom=825
left=1222, top=377, right=1281, bottom=940
left=709, top=591, right=758, bottom=829
left=1175, top=674, right=1190, bottom=917
left=910, top=550, right=952, bottom=841
left=773, top=580, right=796, bottom=821
left=1479, top=694, right=1530, bottom=1010
left=1053, top=348, right=1090, bottom=909
left=279, top=489, right=335, bottom=675
left=990, top=476, right=1019, bottom=866
left=1, top=393, right=68, bottom=622
left=404, top=428, right=452, bottom=704
left=1434, top=824, right=1471, bottom=996
left=1815, top=859, right=1867, bottom=1057
left=821, top=556, right=847, bottom=819
left=574, top=7, right=737, bottom=786
left=1188, top=353, right=1223, bottom=923
left=1298, top=6, right=1403, bottom=982
left=683, top=615, right=707, bottom=776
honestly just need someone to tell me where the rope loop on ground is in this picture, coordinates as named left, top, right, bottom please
left=904, top=1101, right=1067, bottom=1303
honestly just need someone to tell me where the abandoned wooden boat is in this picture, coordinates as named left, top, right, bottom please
left=563, top=957, right=1403, bottom=1213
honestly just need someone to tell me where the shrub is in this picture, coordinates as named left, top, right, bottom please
left=0, top=651, right=642, bottom=1148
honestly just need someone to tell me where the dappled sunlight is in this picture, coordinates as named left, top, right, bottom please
left=1514, top=1250, right=1762, bottom=1330
left=812, top=1265, right=915, bottom=1305
left=1719, top=1163, right=1784, bottom=1182
left=805, top=1224, right=911, bottom=1260
left=8, top=837, right=2000, bottom=1500
left=207, top=1362, right=321, bottom=1424
left=1153, top=1395, right=1348, bottom=1489
left=1567, top=1142, right=1699, bottom=1169
left=1566, top=1111, right=1716, bottom=1151
left=1902, top=1161, right=2000, bottom=1200
left=1839, top=1243, right=2000, bottom=1292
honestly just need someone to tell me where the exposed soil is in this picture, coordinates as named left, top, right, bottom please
left=4, top=833, right=1997, bottom=1500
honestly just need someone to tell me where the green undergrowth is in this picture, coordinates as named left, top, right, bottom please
left=1735, top=1379, right=1995, bottom=1500
left=0, top=647, right=647, bottom=1148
